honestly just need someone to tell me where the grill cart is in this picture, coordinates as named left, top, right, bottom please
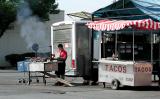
left=17, top=59, right=73, bottom=86
left=17, top=57, right=58, bottom=85
left=27, top=61, right=58, bottom=85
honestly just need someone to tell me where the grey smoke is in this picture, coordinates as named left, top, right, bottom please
left=17, top=2, right=48, bottom=52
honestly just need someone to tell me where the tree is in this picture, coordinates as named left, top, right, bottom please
left=0, top=0, right=17, bottom=37
left=0, top=0, right=59, bottom=37
left=26, top=0, right=59, bottom=21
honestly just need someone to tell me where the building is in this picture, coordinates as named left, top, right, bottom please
left=0, top=11, right=64, bottom=67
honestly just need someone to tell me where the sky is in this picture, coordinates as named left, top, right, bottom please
left=56, top=0, right=114, bottom=20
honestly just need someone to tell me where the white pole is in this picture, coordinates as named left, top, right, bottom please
left=51, top=25, right=54, bottom=54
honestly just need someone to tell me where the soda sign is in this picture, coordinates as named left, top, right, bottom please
left=106, top=64, right=127, bottom=73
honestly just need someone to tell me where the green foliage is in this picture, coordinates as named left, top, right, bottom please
left=0, top=0, right=60, bottom=37
left=26, top=0, right=59, bottom=21
left=0, top=0, right=17, bottom=37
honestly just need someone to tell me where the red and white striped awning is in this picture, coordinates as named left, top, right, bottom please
left=86, top=19, right=160, bottom=31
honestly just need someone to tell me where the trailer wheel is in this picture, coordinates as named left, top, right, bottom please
left=103, top=82, right=106, bottom=88
left=111, top=79, right=120, bottom=90
left=36, top=79, right=39, bottom=83
left=23, top=79, right=26, bottom=83
left=18, top=79, right=22, bottom=83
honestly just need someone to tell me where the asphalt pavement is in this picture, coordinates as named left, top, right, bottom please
left=0, top=70, right=160, bottom=99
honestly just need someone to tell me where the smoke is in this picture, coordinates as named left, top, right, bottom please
left=17, top=2, right=48, bottom=52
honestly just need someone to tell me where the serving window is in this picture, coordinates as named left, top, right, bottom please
left=101, top=30, right=156, bottom=61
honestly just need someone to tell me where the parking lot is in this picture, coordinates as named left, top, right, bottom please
left=0, top=70, right=160, bottom=99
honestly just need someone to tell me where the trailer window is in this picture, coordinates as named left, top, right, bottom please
left=101, top=29, right=155, bottom=61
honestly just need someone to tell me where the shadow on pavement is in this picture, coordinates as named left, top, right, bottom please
left=119, top=86, right=160, bottom=91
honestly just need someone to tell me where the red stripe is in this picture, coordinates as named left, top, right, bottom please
left=86, top=19, right=160, bottom=31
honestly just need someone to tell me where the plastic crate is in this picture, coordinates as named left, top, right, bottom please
left=17, top=61, right=30, bottom=72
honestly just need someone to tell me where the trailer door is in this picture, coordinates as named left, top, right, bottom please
left=75, top=23, right=92, bottom=77
left=52, top=24, right=74, bottom=75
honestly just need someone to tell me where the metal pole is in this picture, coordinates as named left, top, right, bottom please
left=115, top=31, right=118, bottom=56
left=151, top=31, right=153, bottom=65
left=123, top=0, right=125, bottom=8
left=90, top=14, right=94, bottom=82
left=99, top=32, right=101, bottom=59
left=91, top=14, right=94, bottom=60
left=133, top=29, right=134, bottom=62
left=102, top=32, right=105, bottom=58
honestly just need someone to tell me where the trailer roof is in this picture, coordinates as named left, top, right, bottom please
left=51, top=20, right=91, bottom=26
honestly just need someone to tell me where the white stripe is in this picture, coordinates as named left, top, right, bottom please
left=153, top=22, right=156, bottom=30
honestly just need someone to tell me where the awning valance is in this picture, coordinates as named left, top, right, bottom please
left=86, top=19, right=160, bottom=31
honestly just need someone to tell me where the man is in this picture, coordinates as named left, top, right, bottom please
left=55, top=44, right=67, bottom=85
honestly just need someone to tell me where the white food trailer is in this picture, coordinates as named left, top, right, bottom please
left=50, top=21, right=95, bottom=81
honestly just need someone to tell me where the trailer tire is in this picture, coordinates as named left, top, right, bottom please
left=111, top=79, right=120, bottom=90
left=18, top=79, right=22, bottom=83
left=23, top=79, right=26, bottom=83
left=103, top=82, right=106, bottom=88
left=36, top=79, right=39, bottom=83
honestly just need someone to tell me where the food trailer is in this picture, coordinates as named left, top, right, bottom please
left=50, top=21, right=95, bottom=81
left=97, top=59, right=152, bottom=89
left=87, top=19, right=160, bottom=89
